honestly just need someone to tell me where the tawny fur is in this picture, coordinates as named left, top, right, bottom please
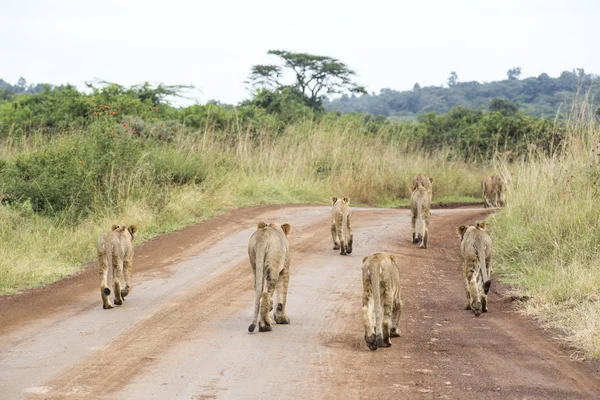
left=410, top=185, right=431, bottom=248
left=248, top=222, right=292, bottom=333
left=412, top=174, right=434, bottom=201
left=362, top=253, right=402, bottom=351
left=330, top=196, right=353, bottom=255
left=457, top=222, right=493, bottom=317
left=482, top=173, right=508, bottom=208
left=97, top=224, right=137, bottom=309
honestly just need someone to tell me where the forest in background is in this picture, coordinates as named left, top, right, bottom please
left=324, top=68, right=600, bottom=118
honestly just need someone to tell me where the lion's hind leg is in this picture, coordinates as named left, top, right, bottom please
left=331, top=223, right=340, bottom=250
left=98, top=251, right=112, bottom=309
left=274, top=268, right=290, bottom=325
left=420, top=218, right=429, bottom=249
left=112, top=256, right=124, bottom=306
left=390, top=298, right=402, bottom=338
left=121, top=259, right=133, bottom=298
left=466, top=261, right=482, bottom=316
left=259, top=268, right=277, bottom=332
left=346, top=213, right=353, bottom=254
left=381, top=289, right=393, bottom=347
left=411, top=214, right=418, bottom=243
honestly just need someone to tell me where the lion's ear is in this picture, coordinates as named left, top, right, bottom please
left=456, top=225, right=468, bottom=238
left=389, top=254, right=397, bottom=264
left=128, top=225, right=138, bottom=235
left=331, top=196, right=337, bottom=204
left=281, top=223, right=292, bottom=237
left=111, top=225, right=120, bottom=231
left=343, top=197, right=350, bottom=204
left=477, top=222, right=487, bottom=230
left=429, top=177, right=434, bottom=184
left=362, top=256, right=369, bottom=264
left=257, top=222, right=267, bottom=229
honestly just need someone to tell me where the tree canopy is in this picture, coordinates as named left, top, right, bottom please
left=247, top=50, right=366, bottom=110
left=507, top=67, right=522, bottom=80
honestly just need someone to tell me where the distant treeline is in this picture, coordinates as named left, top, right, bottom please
left=324, top=69, right=600, bottom=118
left=0, top=78, right=565, bottom=163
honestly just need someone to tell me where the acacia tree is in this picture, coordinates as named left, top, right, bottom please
left=247, top=50, right=366, bottom=109
left=507, top=67, right=522, bottom=80
left=447, top=71, right=458, bottom=87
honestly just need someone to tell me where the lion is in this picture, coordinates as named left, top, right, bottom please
left=412, top=174, right=434, bottom=200
left=410, top=184, right=431, bottom=248
left=248, top=222, right=292, bottom=333
left=362, top=252, right=402, bottom=351
left=97, top=224, right=137, bottom=309
left=457, top=222, right=492, bottom=317
left=482, top=173, right=508, bottom=208
left=330, top=196, right=353, bottom=255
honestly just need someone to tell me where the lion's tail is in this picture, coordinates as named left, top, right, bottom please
left=249, top=244, right=266, bottom=333
left=369, top=261, right=383, bottom=346
left=478, top=247, right=491, bottom=294
left=417, top=189, right=425, bottom=235
left=341, top=211, right=348, bottom=249
left=98, top=238, right=111, bottom=296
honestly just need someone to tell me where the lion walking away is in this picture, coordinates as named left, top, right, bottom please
left=361, top=252, right=402, bottom=350
left=97, top=224, right=137, bottom=309
left=330, top=196, right=353, bottom=255
left=457, top=222, right=493, bottom=317
left=482, top=173, right=508, bottom=208
left=410, top=185, right=431, bottom=248
left=248, top=222, right=292, bottom=333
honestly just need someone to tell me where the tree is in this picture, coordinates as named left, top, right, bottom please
left=447, top=71, right=458, bottom=87
left=17, top=77, right=27, bottom=90
left=247, top=50, right=366, bottom=110
left=507, top=67, right=522, bottom=80
left=489, top=97, right=518, bottom=115
left=413, top=83, right=421, bottom=91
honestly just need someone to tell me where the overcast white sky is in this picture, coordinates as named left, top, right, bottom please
left=2, top=0, right=599, bottom=105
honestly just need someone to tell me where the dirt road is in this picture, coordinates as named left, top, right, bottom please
left=1, top=205, right=599, bottom=399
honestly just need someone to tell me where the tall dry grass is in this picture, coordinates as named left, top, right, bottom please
left=489, top=96, right=600, bottom=358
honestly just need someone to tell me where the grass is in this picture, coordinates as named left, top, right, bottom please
left=488, top=98, right=600, bottom=359
left=0, top=118, right=487, bottom=294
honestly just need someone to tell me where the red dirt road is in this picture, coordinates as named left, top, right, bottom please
left=1, top=205, right=599, bottom=399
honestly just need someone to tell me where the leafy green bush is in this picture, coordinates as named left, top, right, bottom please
left=0, top=121, right=224, bottom=221
left=416, top=107, right=563, bottom=160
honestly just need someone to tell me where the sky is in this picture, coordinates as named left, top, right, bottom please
left=2, top=0, right=599, bottom=105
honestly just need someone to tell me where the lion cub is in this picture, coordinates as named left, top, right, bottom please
left=457, top=222, right=493, bottom=317
left=330, top=196, right=353, bottom=255
left=97, top=224, right=137, bottom=309
left=248, top=222, right=292, bottom=333
left=362, top=253, right=402, bottom=351
left=482, top=173, right=508, bottom=208
left=410, top=185, right=431, bottom=248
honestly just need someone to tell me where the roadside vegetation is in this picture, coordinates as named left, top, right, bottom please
left=488, top=98, right=600, bottom=359
left=2, top=50, right=600, bottom=359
